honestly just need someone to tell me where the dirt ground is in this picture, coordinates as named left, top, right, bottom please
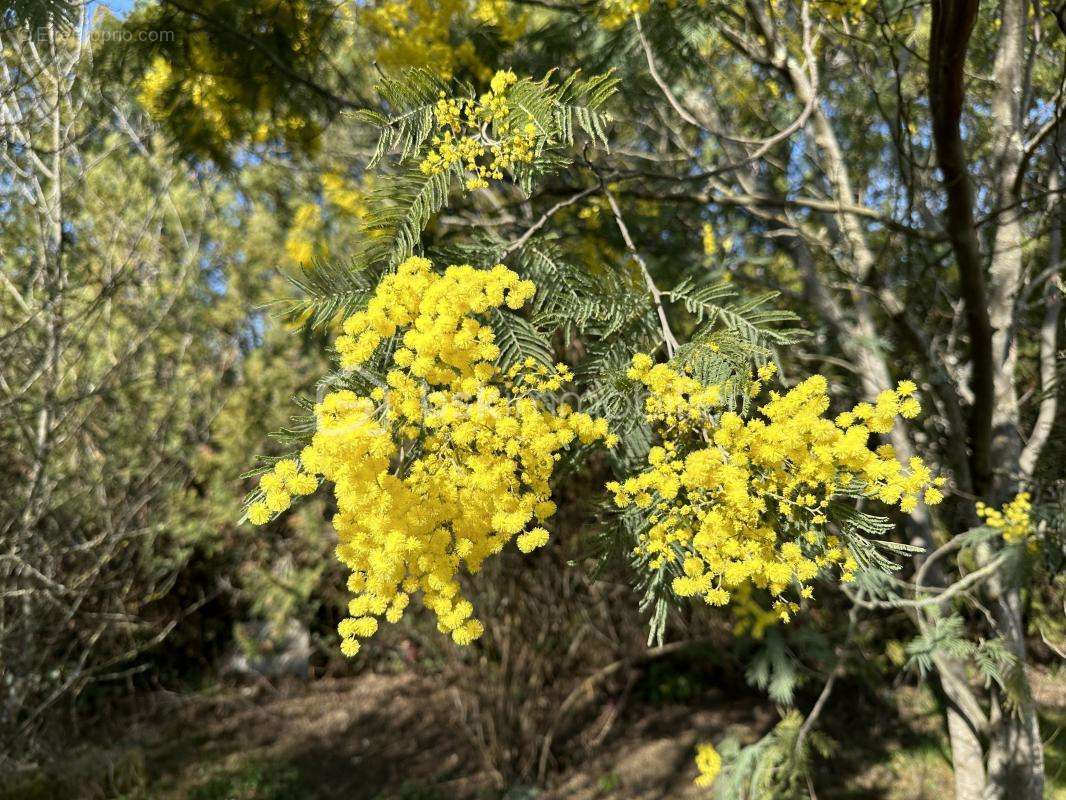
left=6, top=663, right=1064, bottom=800
left=110, top=672, right=756, bottom=800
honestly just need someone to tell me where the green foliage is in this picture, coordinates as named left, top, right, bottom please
left=512, top=237, right=644, bottom=340
left=1, top=0, right=78, bottom=29
left=357, top=168, right=455, bottom=270
left=667, top=277, right=805, bottom=349
left=828, top=503, right=923, bottom=575
left=715, top=711, right=834, bottom=800
left=0, top=17, right=352, bottom=752
left=745, top=631, right=801, bottom=706
left=188, top=759, right=312, bottom=800
left=488, top=308, right=555, bottom=371
left=281, top=258, right=374, bottom=331
left=353, top=69, right=452, bottom=167
left=904, top=617, right=1025, bottom=703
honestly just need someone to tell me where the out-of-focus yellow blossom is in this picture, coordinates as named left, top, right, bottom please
left=730, top=583, right=780, bottom=639
left=694, top=741, right=722, bottom=787
left=977, top=492, right=1032, bottom=544
left=285, top=203, right=326, bottom=266
left=473, top=0, right=527, bottom=39
left=284, top=173, right=369, bottom=267
left=363, top=0, right=526, bottom=80
left=420, top=71, right=539, bottom=191
left=610, top=355, right=943, bottom=621
left=701, top=223, right=717, bottom=259
left=577, top=200, right=606, bottom=229
left=816, top=0, right=870, bottom=19
left=322, top=172, right=369, bottom=220
left=138, top=56, right=173, bottom=116
left=599, top=0, right=651, bottom=29
left=249, top=257, right=614, bottom=655
left=136, top=2, right=327, bottom=155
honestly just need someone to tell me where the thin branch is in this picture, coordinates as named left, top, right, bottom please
left=499, top=185, right=596, bottom=259
left=601, top=184, right=679, bottom=357
left=796, top=596, right=862, bottom=755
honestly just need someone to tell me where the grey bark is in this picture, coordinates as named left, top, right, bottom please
left=927, top=0, right=1046, bottom=796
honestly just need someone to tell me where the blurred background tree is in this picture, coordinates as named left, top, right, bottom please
left=0, top=4, right=337, bottom=751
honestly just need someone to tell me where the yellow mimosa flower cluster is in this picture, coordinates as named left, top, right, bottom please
left=249, top=257, right=614, bottom=656
left=283, top=172, right=369, bottom=268
left=247, top=459, right=318, bottom=524
left=363, top=0, right=481, bottom=79
left=140, top=55, right=288, bottom=146
left=626, top=353, right=722, bottom=431
left=136, top=1, right=325, bottom=153
left=321, top=171, right=369, bottom=220
left=610, top=357, right=943, bottom=621
left=816, top=0, right=870, bottom=19
left=730, top=583, right=780, bottom=640
left=976, top=492, right=1032, bottom=544
left=420, top=71, right=539, bottom=191
left=694, top=741, right=722, bottom=787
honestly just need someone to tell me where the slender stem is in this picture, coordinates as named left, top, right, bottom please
left=602, top=185, right=679, bottom=357
left=795, top=595, right=861, bottom=756
left=499, top=185, right=597, bottom=259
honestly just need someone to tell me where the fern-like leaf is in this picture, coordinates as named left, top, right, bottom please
left=489, top=309, right=554, bottom=371
left=281, top=258, right=373, bottom=331
left=350, top=68, right=451, bottom=167
left=668, top=277, right=805, bottom=347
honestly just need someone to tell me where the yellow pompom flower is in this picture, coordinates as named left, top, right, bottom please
left=419, top=71, right=541, bottom=192
left=924, top=487, right=944, bottom=505
left=247, top=502, right=271, bottom=526
left=516, top=527, right=550, bottom=553
left=694, top=742, right=722, bottom=787
left=246, top=458, right=321, bottom=524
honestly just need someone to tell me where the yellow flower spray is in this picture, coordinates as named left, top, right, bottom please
left=248, top=257, right=613, bottom=655
left=694, top=741, right=722, bottom=787
left=610, top=357, right=943, bottom=622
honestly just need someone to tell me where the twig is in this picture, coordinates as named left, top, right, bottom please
left=601, top=184, right=680, bottom=357
left=536, top=637, right=705, bottom=782
left=634, top=3, right=818, bottom=175
left=795, top=594, right=862, bottom=755
left=499, top=185, right=597, bottom=259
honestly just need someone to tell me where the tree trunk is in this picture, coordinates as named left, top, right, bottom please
left=927, top=0, right=1045, bottom=795
left=947, top=706, right=987, bottom=800
left=980, top=0, right=1044, bottom=793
